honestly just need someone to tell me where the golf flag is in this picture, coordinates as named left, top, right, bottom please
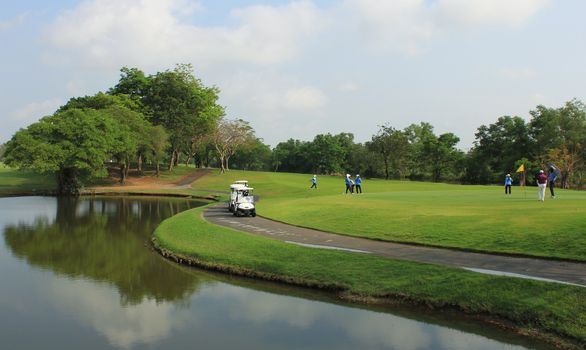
left=516, top=164, right=525, bottom=173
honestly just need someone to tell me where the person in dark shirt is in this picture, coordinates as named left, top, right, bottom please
left=548, top=167, right=557, bottom=198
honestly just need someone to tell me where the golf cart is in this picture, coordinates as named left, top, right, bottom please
left=228, top=180, right=250, bottom=212
left=233, top=187, right=256, bottom=217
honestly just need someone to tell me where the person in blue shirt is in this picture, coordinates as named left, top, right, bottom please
left=310, top=175, right=317, bottom=189
left=504, top=174, right=512, bottom=194
left=548, top=167, right=557, bottom=198
left=355, top=174, right=362, bottom=193
left=345, top=174, right=353, bottom=194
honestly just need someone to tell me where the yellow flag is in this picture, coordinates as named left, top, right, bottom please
left=516, top=164, right=525, bottom=173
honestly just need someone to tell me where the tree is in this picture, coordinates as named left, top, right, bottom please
left=212, top=118, right=255, bottom=173
left=143, top=64, right=224, bottom=170
left=423, top=132, right=464, bottom=182
left=0, top=143, right=6, bottom=161
left=58, top=92, right=152, bottom=183
left=530, top=99, right=586, bottom=188
left=3, top=109, right=118, bottom=195
left=465, top=116, right=532, bottom=183
left=230, top=138, right=272, bottom=171
left=368, top=125, right=410, bottom=179
left=143, top=126, right=169, bottom=177
left=108, top=67, right=150, bottom=106
left=272, top=139, right=310, bottom=173
left=308, top=133, right=347, bottom=174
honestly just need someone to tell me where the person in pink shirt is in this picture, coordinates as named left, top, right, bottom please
left=536, top=170, right=548, bottom=201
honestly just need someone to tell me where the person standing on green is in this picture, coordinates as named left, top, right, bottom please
left=355, top=174, right=363, bottom=193
left=310, top=175, right=317, bottom=189
left=548, top=167, right=557, bottom=198
left=504, top=174, right=512, bottom=194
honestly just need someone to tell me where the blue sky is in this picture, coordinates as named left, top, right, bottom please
left=1, top=0, right=585, bottom=149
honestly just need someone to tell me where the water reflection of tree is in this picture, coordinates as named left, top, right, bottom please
left=4, top=197, right=207, bottom=305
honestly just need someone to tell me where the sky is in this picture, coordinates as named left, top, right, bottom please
left=1, top=0, right=585, bottom=150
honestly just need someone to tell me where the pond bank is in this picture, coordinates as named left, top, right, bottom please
left=152, top=205, right=586, bottom=350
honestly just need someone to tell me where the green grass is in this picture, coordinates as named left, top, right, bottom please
left=153, top=205, right=586, bottom=346
left=192, top=170, right=586, bottom=261
left=0, top=163, right=56, bottom=195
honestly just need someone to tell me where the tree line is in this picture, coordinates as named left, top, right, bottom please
left=232, top=99, right=586, bottom=189
left=2, top=64, right=256, bottom=194
left=1, top=64, right=585, bottom=193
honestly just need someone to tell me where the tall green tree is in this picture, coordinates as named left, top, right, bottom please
left=3, top=109, right=118, bottom=195
left=530, top=99, right=586, bottom=188
left=368, top=125, right=410, bottom=180
left=58, top=93, right=152, bottom=183
left=308, top=133, right=347, bottom=174
left=144, top=64, right=224, bottom=170
left=143, top=125, right=169, bottom=177
left=465, top=116, right=532, bottom=183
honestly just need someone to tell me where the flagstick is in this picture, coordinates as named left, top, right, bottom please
left=523, top=171, right=527, bottom=199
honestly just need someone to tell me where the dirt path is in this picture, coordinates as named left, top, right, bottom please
left=91, top=168, right=217, bottom=192
left=203, top=205, right=586, bottom=287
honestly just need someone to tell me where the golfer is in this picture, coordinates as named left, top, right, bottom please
left=536, top=170, right=547, bottom=201
left=355, top=174, right=362, bottom=193
left=548, top=167, right=557, bottom=198
left=345, top=174, right=353, bottom=194
left=310, top=175, right=317, bottom=189
left=504, top=174, right=512, bottom=194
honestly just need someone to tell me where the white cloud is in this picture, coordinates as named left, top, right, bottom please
left=339, top=0, right=549, bottom=55
left=499, top=67, right=536, bottom=80
left=437, top=0, right=550, bottom=26
left=11, top=98, right=62, bottom=122
left=285, top=86, right=327, bottom=109
left=44, top=0, right=322, bottom=69
left=338, top=82, right=359, bottom=92
left=340, top=0, right=435, bottom=55
left=0, top=13, right=28, bottom=32
left=48, top=278, right=191, bottom=349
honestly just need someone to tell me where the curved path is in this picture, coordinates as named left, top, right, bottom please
left=204, top=205, right=586, bottom=287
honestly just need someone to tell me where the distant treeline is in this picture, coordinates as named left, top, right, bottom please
left=1, top=64, right=585, bottom=193
left=230, top=99, right=586, bottom=190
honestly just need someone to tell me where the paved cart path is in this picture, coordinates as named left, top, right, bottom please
left=203, top=205, right=586, bottom=287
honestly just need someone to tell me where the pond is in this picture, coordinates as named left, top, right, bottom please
left=0, top=196, right=553, bottom=349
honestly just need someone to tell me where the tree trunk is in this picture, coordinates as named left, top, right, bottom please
left=185, top=155, right=192, bottom=167
left=383, top=157, right=389, bottom=180
left=56, top=167, right=81, bottom=196
left=225, top=156, right=230, bottom=171
left=120, top=163, right=127, bottom=184
left=137, top=154, right=143, bottom=174
left=124, top=157, right=130, bottom=179
left=219, top=155, right=226, bottom=173
left=168, top=149, right=176, bottom=171
left=156, top=163, right=160, bottom=177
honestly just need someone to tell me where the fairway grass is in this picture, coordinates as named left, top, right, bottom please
left=0, top=163, right=55, bottom=195
left=192, top=170, right=586, bottom=261
left=153, top=205, right=586, bottom=347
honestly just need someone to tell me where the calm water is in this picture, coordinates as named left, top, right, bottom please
left=0, top=196, right=553, bottom=350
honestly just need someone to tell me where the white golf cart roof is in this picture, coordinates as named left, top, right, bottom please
left=238, top=187, right=254, bottom=191
left=230, top=184, right=246, bottom=190
left=233, top=180, right=248, bottom=185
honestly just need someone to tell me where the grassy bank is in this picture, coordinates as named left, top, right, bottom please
left=0, top=164, right=221, bottom=199
left=153, top=205, right=586, bottom=348
left=0, top=163, right=56, bottom=195
left=192, top=170, right=586, bottom=261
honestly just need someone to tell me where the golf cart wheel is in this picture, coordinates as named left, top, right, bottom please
left=251, top=210, right=256, bottom=217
